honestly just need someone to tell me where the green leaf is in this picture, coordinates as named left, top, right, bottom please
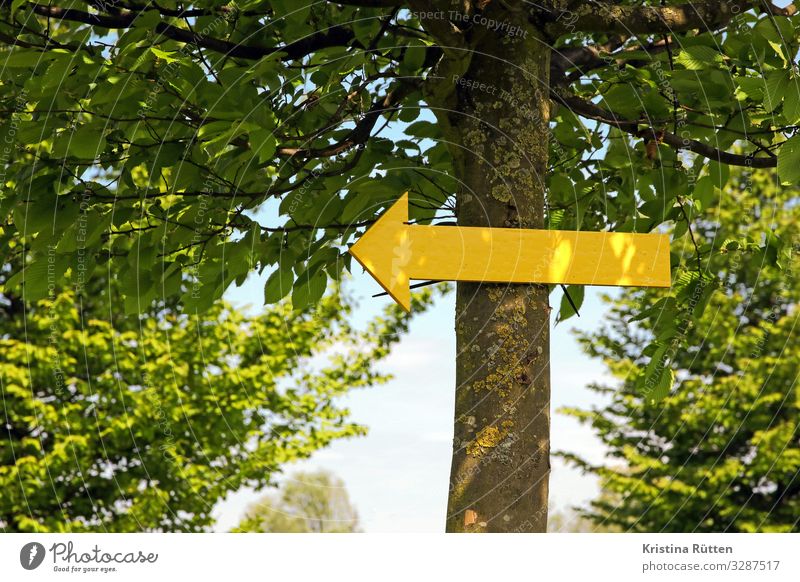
left=250, top=128, right=277, bottom=164
left=198, top=120, right=233, bottom=139
left=646, top=367, right=674, bottom=405
left=692, top=177, right=715, bottom=211
left=706, top=161, right=729, bottom=190
left=4, top=258, right=57, bottom=302
left=1, top=49, right=59, bottom=68
left=676, top=45, right=723, bottom=70
left=722, top=239, right=740, bottom=251
left=337, top=192, right=365, bottom=223
left=405, top=121, right=439, bottom=139
left=768, top=41, right=789, bottom=66
left=547, top=208, right=565, bottom=230
left=691, top=280, right=716, bottom=318
left=628, top=296, right=676, bottom=324
left=67, top=126, right=107, bottom=159
left=763, top=231, right=783, bottom=268
left=180, top=280, right=223, bottom=314
left=783, top=75, right=800, bottom=123
left=764, top=69, right=789, bottom=113
left=556, top=285, right=584, bottom=324
left=754, top=15, right=795, bottom=45
left=292, top=269, right=327, bottom=310
left=401, top=40, right=426, bottom=73
left=735, top=76, right=764, bottom=101
left=264, top=265, right=294, bottom=304
left=777, top=135, right=800, bottom=185
left=150, top=48, right=179, bottom=63
left=270, top=0, right=311, bottom=24
left=133, top=9, right=162, bottom=29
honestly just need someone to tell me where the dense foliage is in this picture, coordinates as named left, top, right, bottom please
left=0, top=264, right=424, bottom=531
left=0, top=3, right=797, bottom=399
left=561, top=169, right=800, bottom=532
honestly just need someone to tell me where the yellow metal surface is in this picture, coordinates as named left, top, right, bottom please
left=350, top=193, right=672, bottom=311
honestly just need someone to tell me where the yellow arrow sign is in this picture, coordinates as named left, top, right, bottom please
left=350, top=193, right=671, bottom=311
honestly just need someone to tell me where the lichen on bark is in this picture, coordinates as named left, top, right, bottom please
left=418, top=5, right=553, bottom=533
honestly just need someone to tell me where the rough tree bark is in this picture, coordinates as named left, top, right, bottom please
left=419, top=5, right=553, bottom=532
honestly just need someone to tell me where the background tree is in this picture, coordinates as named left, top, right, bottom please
left=235, top=469, right=360, bottom=532
left=548, top=503, right=620, bottom=533
left=560, top=168, right=800, bottom=532
left=1, top=0, right=798, bottom=531
left=0, top=259, right=424, bottom=531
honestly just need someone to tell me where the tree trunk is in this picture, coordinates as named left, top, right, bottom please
left=434, top=14, right=552, bottom=533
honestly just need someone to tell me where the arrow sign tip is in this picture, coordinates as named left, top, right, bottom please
left=349, top=192, right=412, bottom=312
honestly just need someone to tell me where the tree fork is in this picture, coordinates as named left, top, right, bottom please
left=431, top=10, right=552, bottom=533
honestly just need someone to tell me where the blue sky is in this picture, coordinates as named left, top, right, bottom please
left=214, top=269, right=618, bottom=532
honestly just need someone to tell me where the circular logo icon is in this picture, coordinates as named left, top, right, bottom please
left=20, top=542, right=46, bottom=570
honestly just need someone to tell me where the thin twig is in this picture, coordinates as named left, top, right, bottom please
left=677, top=197, right=703, bottom=273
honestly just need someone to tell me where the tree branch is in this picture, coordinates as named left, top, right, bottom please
left=276, top=80, right=420, bottom=158
left=25, top=4, right=360, bottom=61
left=552, top=89, right=777, bottom=168
left=550, top=36, right=630, bottom=84
left=546, top=0, right=756, bottom=36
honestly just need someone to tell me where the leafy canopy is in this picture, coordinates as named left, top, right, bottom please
left=0, top=1, right=799, bottom=399
left=560, top=168, right=800, bottom=532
